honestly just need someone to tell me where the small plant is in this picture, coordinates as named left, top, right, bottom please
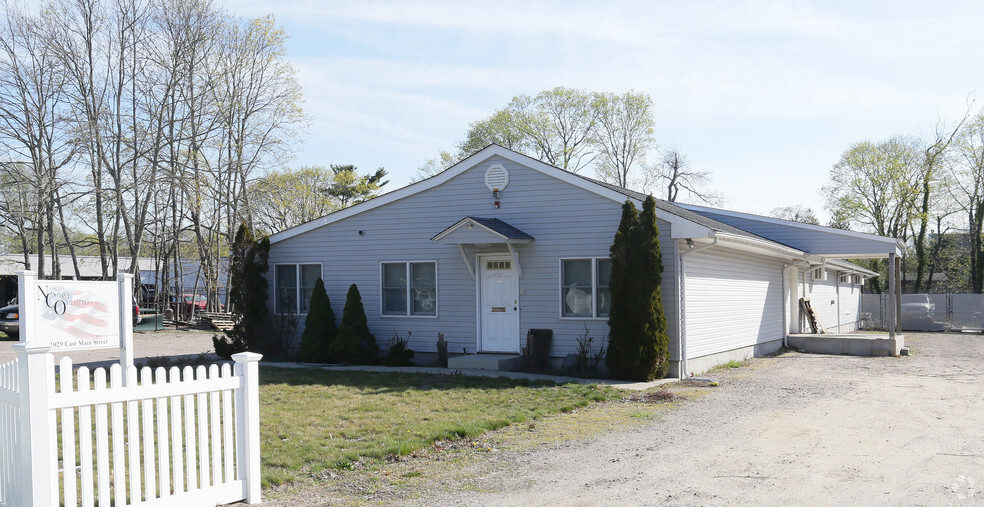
left=571, top=325, right=605, bottom=373
left=711, top=359, right=745, bottom=371
left=383, top=331, right=415, bottom=366
left=591, top=334, right=607, bottom=370
left=435, top=332, right=448, bottom=367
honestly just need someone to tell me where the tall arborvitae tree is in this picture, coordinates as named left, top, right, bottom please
left=606, top=201, right=640, bottom=377
left=297, top=278, right=336, bottom=362
left=606, top=197, right=669, bottom=381
left=329, top=284, right=379, bottom=364
left=214, top=223, right=271, bottom=358
left=636, top=196, right=670, bottom=379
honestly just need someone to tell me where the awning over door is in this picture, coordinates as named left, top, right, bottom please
left=431, top=217, right=534, bottom=279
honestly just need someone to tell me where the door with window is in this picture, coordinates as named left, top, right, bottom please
left=480, top=257, right=519, bottom=353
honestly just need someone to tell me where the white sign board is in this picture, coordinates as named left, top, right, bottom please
left=31, top=279, right=121, bottom=351
left=18, top=271, right=135, bottom=383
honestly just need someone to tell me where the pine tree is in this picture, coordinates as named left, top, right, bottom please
left=297, top=278, right=336, bottom=362
left=329, top=284, right=379, bottom=364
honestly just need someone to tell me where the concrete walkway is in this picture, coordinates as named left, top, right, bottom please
left=261, top=361, right=677, bottom=391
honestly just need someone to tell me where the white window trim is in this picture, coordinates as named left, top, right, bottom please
left=559, top=257, right=610, bottom=320
left=379, top=260, right=439, bottom=318
left=273, top=263, right=323, bottom=315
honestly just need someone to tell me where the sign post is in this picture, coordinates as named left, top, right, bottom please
left=117, top=272, right=134, bottom=385
left=17, top=270, right=135, bottom=383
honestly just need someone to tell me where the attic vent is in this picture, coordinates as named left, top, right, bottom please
left=485, top=164, right=509, bottom=192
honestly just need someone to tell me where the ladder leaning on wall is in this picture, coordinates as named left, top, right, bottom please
left=799, top=297, right=826, bottom=334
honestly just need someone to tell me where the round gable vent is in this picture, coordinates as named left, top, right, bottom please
left=485, top=164, right=509, bottom=192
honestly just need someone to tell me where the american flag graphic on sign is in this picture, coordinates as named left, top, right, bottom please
left=41, top=290, right=113, bottom=340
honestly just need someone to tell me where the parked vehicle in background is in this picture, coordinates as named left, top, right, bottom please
left=180, top=294, right=208, bottom=314
left=0, top=298, right=17, bottom=337
left=901, top=295, right=935, bottom=321
left=0, top=297, right=141, bottom=337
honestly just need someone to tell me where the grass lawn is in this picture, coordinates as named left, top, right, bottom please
left=259, top=366, right=625, bottom=486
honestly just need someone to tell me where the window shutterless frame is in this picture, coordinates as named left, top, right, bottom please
left=379, top=261, right=439, bottom=318
left=559, top=257, right=611, bottom=319
left=273, top=263, right=323, bottom=315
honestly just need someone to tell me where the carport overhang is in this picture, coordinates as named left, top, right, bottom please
left=686, top=228, right=904, bottom=346
left=675, top=205, right=906, bottom=346
left=779, top=239, right=905, bottom=346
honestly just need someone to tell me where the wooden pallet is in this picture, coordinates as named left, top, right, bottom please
left=799, top=297, right=826, bottom=334
left=199, top=312, right=237, bottom=331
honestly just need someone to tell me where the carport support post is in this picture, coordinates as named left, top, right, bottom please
left=887, top=253, right=897, bottom=339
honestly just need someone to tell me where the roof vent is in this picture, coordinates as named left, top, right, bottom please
left=485, top=164, right=509, bottom=192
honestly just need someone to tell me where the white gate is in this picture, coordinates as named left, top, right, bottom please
left=0, top=346, right=262, bottom=506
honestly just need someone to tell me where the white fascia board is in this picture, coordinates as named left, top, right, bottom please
left=271, top=144, right=713, bottom=244
left=431, top=217, right=508, bottom=242
left=709, top=232, right=807, bottom=260
left=270, top=148, right=498, bottom=244
left=824, top=258, right=879, bottom=277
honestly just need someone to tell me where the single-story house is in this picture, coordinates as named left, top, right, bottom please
left=267, top=145, right=904, bottom=376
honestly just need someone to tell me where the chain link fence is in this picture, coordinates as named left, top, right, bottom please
left=861, top=293, right=984, bottom=332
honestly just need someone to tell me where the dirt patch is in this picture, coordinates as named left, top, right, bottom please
left=263, top=333, right=984, bottom=505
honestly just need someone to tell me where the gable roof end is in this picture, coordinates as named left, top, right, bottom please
left=269, top=145, right=718, bottom=244
left=431, top=216, right=534, bottom=243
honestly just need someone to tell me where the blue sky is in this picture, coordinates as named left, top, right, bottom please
left=227, top=0, right=984, bottom=221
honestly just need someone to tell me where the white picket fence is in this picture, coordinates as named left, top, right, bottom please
left=0, top=345, right=262, bottom=506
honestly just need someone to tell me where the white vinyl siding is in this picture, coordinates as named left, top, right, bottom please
left=684, top=248, right=783, bottom=359
left=275, top=263, right=321, bottom=314
left=801, top=268, right=862, bottom=333
left=381, top=261, right=438, bottom=317
left=267, top=154, right=677, bottom=359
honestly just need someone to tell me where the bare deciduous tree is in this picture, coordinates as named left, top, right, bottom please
left=645, top=150, right=723, bottom=205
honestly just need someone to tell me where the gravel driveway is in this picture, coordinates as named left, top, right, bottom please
left=393, top=332, right=983, bottom=506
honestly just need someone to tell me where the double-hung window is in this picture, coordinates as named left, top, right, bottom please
left=275, top=264, right=322, bottom=314
left=381, top=261, right=437, bottom=317
left=560, top=258, right=611, bottom=318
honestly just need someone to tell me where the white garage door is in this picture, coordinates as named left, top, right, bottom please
left=684, top=248, right=784, bottom=359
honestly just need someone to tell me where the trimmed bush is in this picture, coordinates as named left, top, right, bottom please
left=329, top=284, right=379, bottom=364
left=298, top=278, right=336, bottom=363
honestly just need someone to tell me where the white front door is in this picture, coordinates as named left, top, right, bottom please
left=480, top=256, right=520, bottom=353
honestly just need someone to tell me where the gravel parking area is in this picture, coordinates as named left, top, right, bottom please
left=0, top=329, right=219, bottom=367
left=395, top=332, right=984, bottom=506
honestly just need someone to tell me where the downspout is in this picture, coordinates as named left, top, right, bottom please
left=677, top=237, right=719, bottom=378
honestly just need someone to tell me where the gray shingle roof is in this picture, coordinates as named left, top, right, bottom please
left=579, top=176, right=774, bottom=242
left=467, top=217, right=534, bottom=240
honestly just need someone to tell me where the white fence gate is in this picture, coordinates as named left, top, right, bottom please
left=0, top=345, right=262, bottom=506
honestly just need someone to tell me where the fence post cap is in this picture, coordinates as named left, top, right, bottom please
left=12, top=343, right=50, bottom=354
left=232, top=352, right=263, bottom=363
